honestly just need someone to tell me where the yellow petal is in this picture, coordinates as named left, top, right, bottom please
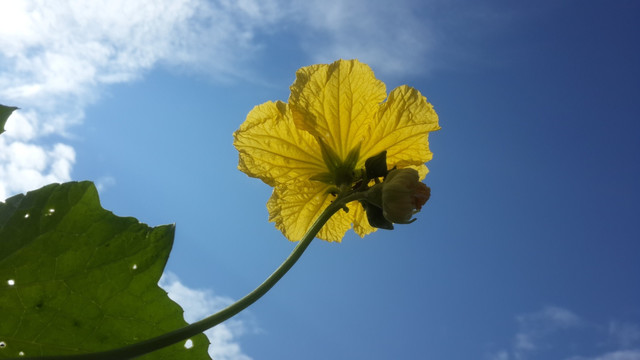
left=316, top=209, right=353, bottom=243
left=352, top=203, right=377, bottom=237
left=359, top=85, right=440, bottom=170
left=233, top=101, right=326, bottom=186
left=267, top=182, right=352, bottom=242
left=289, top=59, right=387, bottom=160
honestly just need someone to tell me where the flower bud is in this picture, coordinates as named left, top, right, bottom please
left=381, top=168, right=430, bottom=224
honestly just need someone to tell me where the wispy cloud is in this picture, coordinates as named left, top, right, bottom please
left=566, top=350, right=640, bottom=360
left=291, top=0, right=435, bottom=77
left=159, top=272, right=252, bottom=360
left=487, top=306, right=640, bottom=360
left=489, top=350, right=510, bottom=360
left=609, top=322, right=640, bottom=349
left=513, top=306, right=582, bottom=355
left=0, top=133, right=74, bottom=200
left=0, top=105, right=76, bottom=199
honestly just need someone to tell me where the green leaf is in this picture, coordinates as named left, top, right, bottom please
left=0, top=105, right=18, bottom=135
left=364, top=150, right=388, bottom=180
left=0, top=182, right=210, bottom=359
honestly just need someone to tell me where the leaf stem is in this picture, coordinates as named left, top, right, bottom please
left=21, top=192, right=365, bottom=360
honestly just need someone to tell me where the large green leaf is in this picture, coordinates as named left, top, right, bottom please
left=0, top=182, right=210, bottom=359
left=0, top=105, right=18, bottom=135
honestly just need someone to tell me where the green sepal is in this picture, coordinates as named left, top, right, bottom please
left=310, top=172, right=335, bottom=184
left=343, top=143, right=361, bottom=171
left=318, top=139, right=342, bottom=173
left=364, top=150, right=388, bottom=180
left=317, top=140, right=361, bottom=186
left=360, top=200, right=394, bottom=230
left=361, top=183, right=393, bottom=230
left=0, top=104, right=19, bottom=135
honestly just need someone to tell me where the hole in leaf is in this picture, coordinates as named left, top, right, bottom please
left=24, top=213, right=29, bottom=219
left=132, top=264, right=138, bottom=270
left=0, top=341, right=6, bottom=348
left=7, top=279, right=15, bottom=286
left=19, top=351, right=24, bottom=356
left=184, top=339, right=193, bottom=349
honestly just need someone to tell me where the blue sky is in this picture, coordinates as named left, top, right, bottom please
left=1, top=1, right=639, bottom=359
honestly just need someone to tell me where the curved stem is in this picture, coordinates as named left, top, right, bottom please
left=22, top=192, right=365, bottom=360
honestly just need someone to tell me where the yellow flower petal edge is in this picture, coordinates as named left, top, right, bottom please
left=234, top=59, right=440, bottom=242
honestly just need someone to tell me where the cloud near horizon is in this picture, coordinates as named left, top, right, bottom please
left=487, top=306, right=640, bottom=360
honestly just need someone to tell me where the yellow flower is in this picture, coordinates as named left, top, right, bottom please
left=233, top=59, right=440, bottom=242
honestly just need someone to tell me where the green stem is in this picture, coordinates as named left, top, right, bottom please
left=22, top=192, right=365, bottom=360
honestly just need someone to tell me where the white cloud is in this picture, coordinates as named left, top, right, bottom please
left=511, top=306, right=582, bottom=356
left=0, top=0, right=278, bottom=97
left=489, top=350, right=510, bottom=360
left=488, top=306, right=640, bottom=360
left=609, top=322, right=640, bottom=349
left=95, top=176, right=116, bottom=193
left=518, top=305, right=582, bottom=328
left=566, top=349, right=640, bottom=360
left=0, top=137, right=75, bottom=200
left=487, top=306, right=583, bottom=359
left=159, top=271, right=253, bottom=360
left=292, top=0, right=435, bottom=77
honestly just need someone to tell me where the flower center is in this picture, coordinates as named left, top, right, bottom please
left=311, top=140, right=363, bottom=188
